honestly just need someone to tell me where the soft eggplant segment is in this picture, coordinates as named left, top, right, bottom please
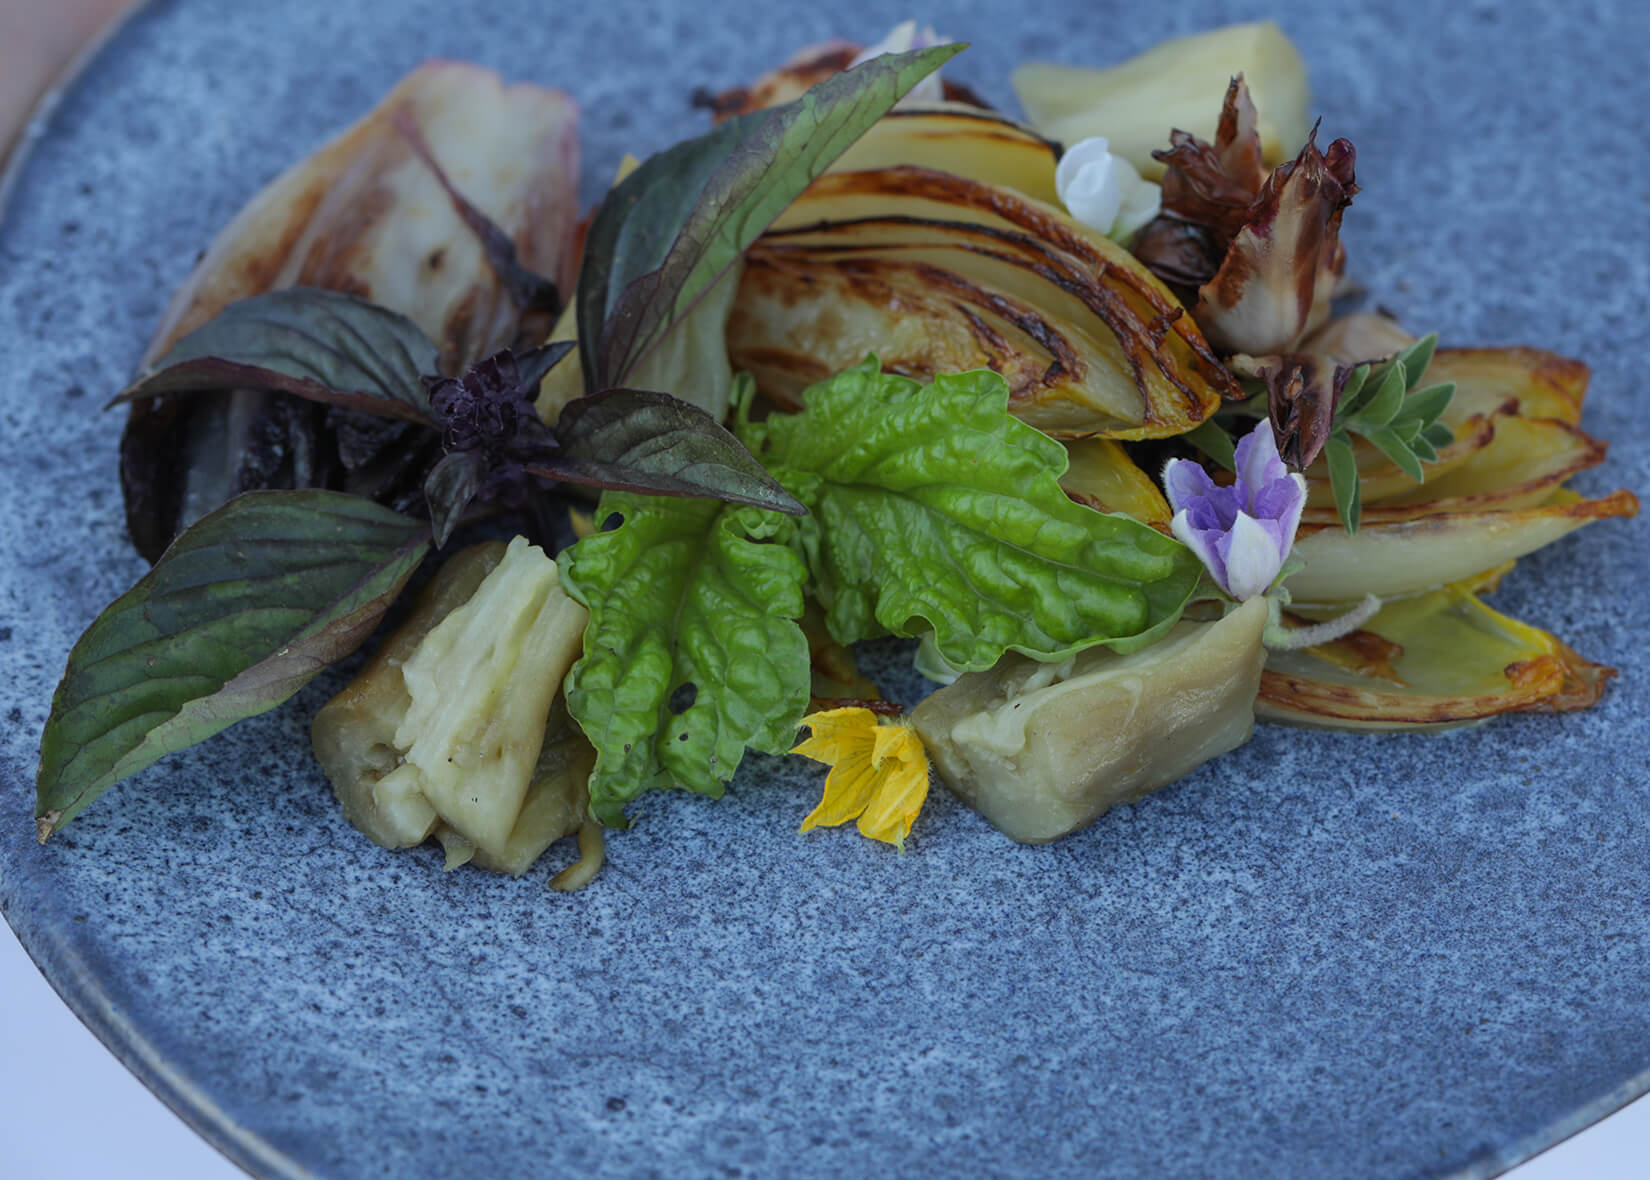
left=912, top=598, right=1267, bottom=842
left=1258, top=580, right=1613, bottom=730
left=728, top=165, right=1238, bottom=438
left=311, top=539, right=604, bottom=886
left=123, top=63, right=581, bottom=561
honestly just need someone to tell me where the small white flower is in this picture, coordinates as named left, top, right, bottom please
left=850, top=20, right=950, bottom=107
left=1055, top=136, right=1162, bottom=244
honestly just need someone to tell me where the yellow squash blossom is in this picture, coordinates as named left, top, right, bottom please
left=791, top=708, right=931, bottom=849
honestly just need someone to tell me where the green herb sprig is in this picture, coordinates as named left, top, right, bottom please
left=1323, top=334, right=1456, bottom=533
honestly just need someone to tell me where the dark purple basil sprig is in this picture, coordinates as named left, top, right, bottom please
left=115, top=288, right=805, bottom=549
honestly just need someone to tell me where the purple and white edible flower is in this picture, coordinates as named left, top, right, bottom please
left=1164, top=422, right=1306, bottom=601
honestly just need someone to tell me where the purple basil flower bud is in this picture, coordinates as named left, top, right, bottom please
left=1162, top=422, right=1306, bottom=601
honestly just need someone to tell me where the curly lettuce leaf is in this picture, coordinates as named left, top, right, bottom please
left=558, top=494, right=810, bottom=825
left=741, top=359, right=1203, bottom=672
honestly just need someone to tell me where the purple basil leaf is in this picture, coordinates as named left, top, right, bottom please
left=536, top=388, right=805, bottom=515
left=577, top=43, right=964, bottom=392
left=114, top=287, right=440, bottom=422
left=423, top=450, right=488, bottom=547
left=35, top=490, right=430, bottom=838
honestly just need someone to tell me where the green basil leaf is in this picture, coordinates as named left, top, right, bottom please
left=36, top=491, right=430, bottom=837
left=743, top=359, right=1202, bottom=672
left=1326, top=433, right=1362, bottom=534
left=539, top=384, right=804, bottom=514
left=114, top=288, right=439, bottom=423
left=558, top=493, right=810, bottom=826
left=577, top=43, right=964, bottom=391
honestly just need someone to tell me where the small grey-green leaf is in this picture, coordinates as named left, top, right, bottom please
left=1362, top=425, right=1426, bottom=482
left=1423, top=421, right=1456, bottom=449
left=1327, top=434, right=1362, bottom=534
left=1409, top=434, right=1439, bottom=464
left=1334, top=363, right=1374, bottom=423
left=1398, top=381, right=1456, bottom=427
left=36, top=491, right=430, bottom=836
left=1351, top=360, right=1409, bottom=428
left=1390, top=333, right=1439, bottom=391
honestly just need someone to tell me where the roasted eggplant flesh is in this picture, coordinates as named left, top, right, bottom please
left=913, top=598, right=1267, bottom=843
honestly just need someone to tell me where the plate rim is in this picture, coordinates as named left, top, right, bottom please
left=0, top=4, right=1646, bottom=1177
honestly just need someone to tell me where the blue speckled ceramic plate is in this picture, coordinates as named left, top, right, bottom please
left=2, top=2, right=1647, bottom=1176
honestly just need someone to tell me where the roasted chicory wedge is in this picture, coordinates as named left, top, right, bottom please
left=1012, top=22, right=1311, bottom=180
left=1286, top=488, right=1638, bottom=604
left=730, top=165, right=1238, bottom=437
left=1258, top=579, right=1613, bottom=729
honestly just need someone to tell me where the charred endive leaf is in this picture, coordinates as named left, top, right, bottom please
left=36, top=492, right=430, bottom=838
left=577, top=42, right=964, bottom=393
left=1285, top=488, right=1639, bottom=604
left=739, top=359, right=1203, bottom=670
left=1258, top=580, right=1614, bottom=729
left=829, top=104, right=1063, bottom=205
left=733, top=166, right=1239, bottom=437
left=558, top=494, right=812, bottom=826
left=1012, top=22, right=1311, bottom=180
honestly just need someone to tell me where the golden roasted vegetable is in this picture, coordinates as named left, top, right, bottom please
left=311, top=538, right=603, bottom=885
left=1258, top=580, right=1613, bottom=729
left=831, top=105, right=1062, bottom=204
left=1013, top=22, right=1311, bottom=180
left=1059, top=438, right=1173, bottom=527
left=1285, top=489, right=1638, bottom=604
left=911, top=598, right=1267, bottom=843
left=730, top=166, right=1238, bottom=437
left=1426, top=348, right=1589, bottom=427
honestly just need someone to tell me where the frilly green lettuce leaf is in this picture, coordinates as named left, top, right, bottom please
left=740, top=359, right=1203, bottom=672
left=558, top=494, right=810, bottom=826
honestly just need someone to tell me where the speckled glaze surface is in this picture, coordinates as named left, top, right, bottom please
left=1, top=1, right=1647, bottom=1177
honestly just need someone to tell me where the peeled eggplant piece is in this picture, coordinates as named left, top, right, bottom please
left=311, top=538, right=600, bottom=882
left=829, top=105, right=1062, bottom=205
left=911, top=598, right=1267, bottom=843
left=124, top=63, right=581, bottom=561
